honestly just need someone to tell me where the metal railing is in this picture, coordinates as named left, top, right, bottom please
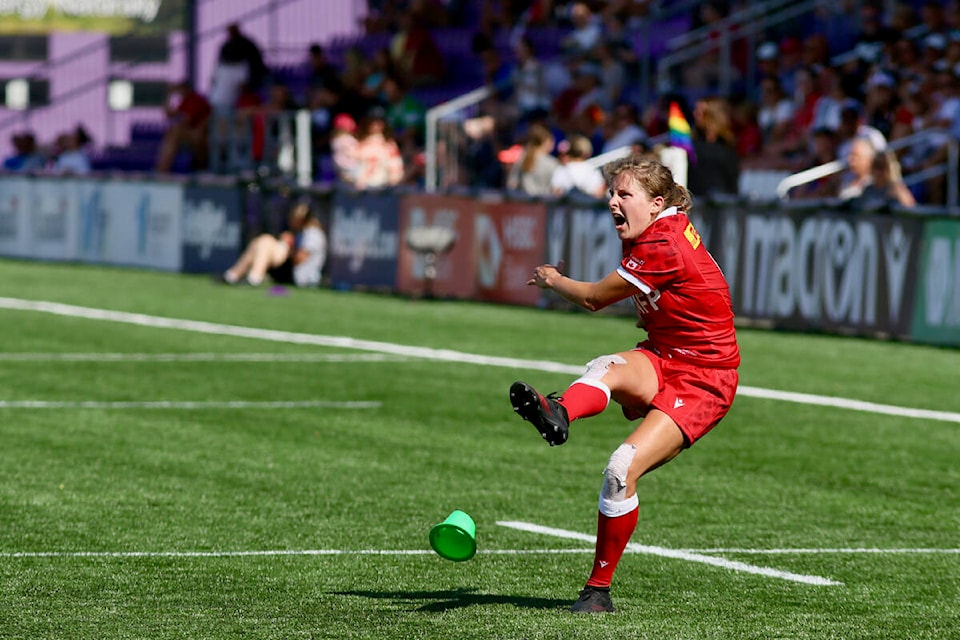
left=656, top=0, right=819, bottom=98
left=208, top=108, right=312, bottom=185
left=776, top=128, right=959, bottom=208
left=424, top=85, right=492, bottom=193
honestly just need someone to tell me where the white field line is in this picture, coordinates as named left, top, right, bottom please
left=680, top=548, right=960, bottom=554
left=3, top=547, right=957, bottom=560
left=0, top=549, right=590, bottom=558
left=0, top=353, right=409, bottom=363
left=0, top=400, right=380, bottom=409
left=1, top=297, right=959, bottom=425
left=498, top=521, right=843, bottom=586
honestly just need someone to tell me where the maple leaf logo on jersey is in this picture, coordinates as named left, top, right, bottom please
left=683, top=223, right=701, bottom=250
left=624, top=257, right=644, bottom=270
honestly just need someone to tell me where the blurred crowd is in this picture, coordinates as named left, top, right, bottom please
left=3, top=125, right=93, bottom=176
left=6, top=0, right=960, bottom=208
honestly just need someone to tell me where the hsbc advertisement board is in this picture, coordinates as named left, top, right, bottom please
left=395, top=195, right=547, bottom=304
left=397, top=194, right=476, bottom=298
left=473, top=200, right=545, bottom=306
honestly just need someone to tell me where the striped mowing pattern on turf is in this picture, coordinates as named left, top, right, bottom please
left=1, top=297, right=959, bottom=425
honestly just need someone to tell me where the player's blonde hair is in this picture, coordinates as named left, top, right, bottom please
left=602, top=155, right=693, bottom=214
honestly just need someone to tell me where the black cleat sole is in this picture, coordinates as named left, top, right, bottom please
left=510, top=381, right=568, bottom=446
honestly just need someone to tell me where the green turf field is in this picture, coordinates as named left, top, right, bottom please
left=0, top=259, right=957, bottom=639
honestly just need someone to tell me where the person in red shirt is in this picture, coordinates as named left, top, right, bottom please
left=155, top=81, right=213, bottom=172
left=510, top=154, right=739, bottom=614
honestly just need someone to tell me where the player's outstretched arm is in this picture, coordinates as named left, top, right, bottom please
left=528, top=266, right=635, bottom=312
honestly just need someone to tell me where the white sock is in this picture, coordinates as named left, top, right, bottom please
left=223, top=270, right=239, bottom=284
left=246, top=275, right=263, bottom=286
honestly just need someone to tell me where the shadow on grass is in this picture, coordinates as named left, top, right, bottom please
left=334, top=588, right=570, bottom=612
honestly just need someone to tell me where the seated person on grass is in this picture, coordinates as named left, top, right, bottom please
left=221, top=202, right=326, bottom=287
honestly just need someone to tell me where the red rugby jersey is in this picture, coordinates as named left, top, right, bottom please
left=616, top=207, right=740, bottom=368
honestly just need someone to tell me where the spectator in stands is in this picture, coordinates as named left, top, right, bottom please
left=389, top=11, right=445, bottom=88
left=791, top=126, right=842, bottom=200
left=911, top=65, right=960, bottom=204
left=863, top=70, right=899, bottom=141
left=209, top=23, right=268, bottom=114
left=921, top=31, right=949, bottom=68
left=800, top=32, right=831, bottom=70
left=307, top=43, right=343, bottom=95
left=687, top=97, right=739, bottom=198
left=594, top=41, right=626, bottom=110
left=330, top=113, right=359, bottom=184
left=238, top=83, right=299, bottom=167
left=511, top=35, right=551, bottom=126
left=682, top=1, right=739, bottom=91
left=600, top=0, right=649, bottom=31
left=891, top=2, right=921, bottom=34
left=809, top=64, right=846, bottom=132
left=155, top=81, right=212, bottom=173
left=601, top=103, right=648, bottom=155
left=506, top=122, right=559, bottom=196
left=51, top=125, right=92, bottom=175
left=756, top=76, right=796, bottom=168
left=836, top=99, right=887, bottom=163
left=891, top=76, right=936, bottom=202
left=353, top=107, right=404, bottom=189
left=381, top=75, right=426, bottom=180
left=913, top=2, right=949, bottom=43
left=306, top=83, right=341, bottom=164
left=755, top=41, right=781, bottom=87
left=598, top=6, right=641, bottom=76
left=846, top=2, right=901, bottom=69
left=858, top=149, right=917, bottom=208
left=461, top=114, right=504, bottom=189
left=554, top=63, right=606, bottom=137
left=776, top=37, right=805, bottom=97
left=762, top=64, right=823, bottom=169
left=337, top=46, right=378, bottom=121
left=550, top=134, right=605, bottom=198
left=3, top=131, right=43, bottom=172
left=838, top=135, right=878, bottom=201
left=362, top=47, right=395, bottom=104
left=474, top=32, right=512, bottom=95
left=730, top=97, right=763, bottom=161
left=221, top=201, right=326, bottom=288
left=640, top=93, right=673, bottom=139
left=560, top=1, right=602, bottom=59
left=475, top=38, right=516, bottom=140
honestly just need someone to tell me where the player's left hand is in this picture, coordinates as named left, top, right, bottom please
left=528, top=261, right=564, bottom=288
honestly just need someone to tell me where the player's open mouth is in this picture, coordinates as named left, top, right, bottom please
left=612, top=212, right=626, bottom=227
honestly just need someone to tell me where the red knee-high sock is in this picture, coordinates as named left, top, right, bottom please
left=560, top=381, right=610, bottom=421
left=585, top=505, right=639, bottom=588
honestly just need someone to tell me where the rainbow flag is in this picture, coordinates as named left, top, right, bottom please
left=668, top=101, right=696, bottom=163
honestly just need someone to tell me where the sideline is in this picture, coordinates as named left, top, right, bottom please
left=0, top=353, right=410, bottom=362
left=2, top=297, right=959, bottom=424
left=0, top=400, right=380, bottom=409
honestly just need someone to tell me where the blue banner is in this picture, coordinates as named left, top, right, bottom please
left=328, top=191, right=400, bottom=289
left=181, top=184, right=243, bottom=274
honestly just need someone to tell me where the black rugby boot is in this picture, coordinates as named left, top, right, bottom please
left=509, top=381, right=570, bottom=446
left=570, top=586, right=615, bottom=613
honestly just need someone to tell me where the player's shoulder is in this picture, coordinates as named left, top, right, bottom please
left=639, top=211, right=688, bottom=246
